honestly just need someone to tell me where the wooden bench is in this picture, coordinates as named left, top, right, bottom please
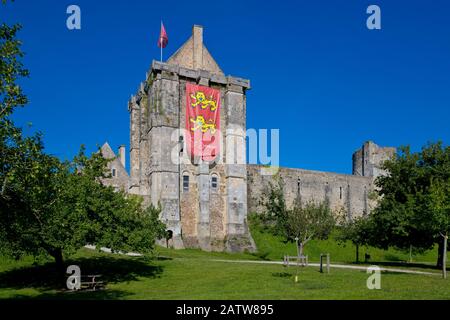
left=283, top=255, right=308, bottom=267
left=80, top=274, right=105, bottom=291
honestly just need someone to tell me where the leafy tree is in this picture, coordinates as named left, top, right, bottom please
left=0, top=145, right=167, bottom=280
left=0, top=0, right=34, bottom=202
left=367, top=142, right=449, bottom=269
left=336, top=216, right=371, bottom=263
left=285, top=202, right=335, bottom=257
left=0, top=3, right=28, bottom=119
left=0, top=1, right=167, bottom=285
left=259, top=179, right=288, bottom=236
left=261, top=179, right=335, bottom=256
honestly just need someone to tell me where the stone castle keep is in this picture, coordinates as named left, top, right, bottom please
left=102, top=25, right=395, bottom=252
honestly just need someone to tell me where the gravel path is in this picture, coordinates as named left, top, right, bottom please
left=212, top=259, right=440, bottom=276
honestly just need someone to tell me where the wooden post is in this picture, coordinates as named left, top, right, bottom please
left=326, top=253, right=330, bottom=274
left=320, top=254, right=323, bottom=273
left=443, top=234, right=448, bottom=279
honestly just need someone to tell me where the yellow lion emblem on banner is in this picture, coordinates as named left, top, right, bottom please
left=190, top=91, right=218, bottom=111
left=190, top=115, right=217, bottom=134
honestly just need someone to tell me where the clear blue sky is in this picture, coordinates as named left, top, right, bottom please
left=3, top=0, right=450, bottom=174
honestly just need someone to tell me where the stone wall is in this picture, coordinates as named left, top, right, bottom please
left=247, top=165, right=376, bottom=219
left=128, top=96, right=140, bottom=194
left=100, top=142, right=129, bottom=192
left=353, top=141, right=395, bottom=177
left=178, top=79, right=230, bottom=251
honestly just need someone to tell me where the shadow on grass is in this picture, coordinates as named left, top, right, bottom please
left=360, top=260, right=446, bottom=272
left=291, top=279, right=330, bottom=290
left=0, top=255, right=163, bottom=299
left=8, top=289, right=131, bottom=300
left=272, top=272, right=292, bottom=278
left=154, top=256, right=173, bottom=261
left=384, top=253, right=406, bottom=262
left=250, top=251, right=272, bottom=261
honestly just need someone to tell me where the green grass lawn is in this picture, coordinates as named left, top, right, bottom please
left=249, top=224, right=440, bottom=266
left=0, top=247, right=448, bottom=300
left=0, top=224, right=448, bottom=300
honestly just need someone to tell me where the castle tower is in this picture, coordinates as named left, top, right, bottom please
left=129, top=25, right=255, bottom=252
left=352, top=141, right=396, bottom=179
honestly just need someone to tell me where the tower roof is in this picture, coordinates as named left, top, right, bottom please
left=167, top=25, right=224, bottom=76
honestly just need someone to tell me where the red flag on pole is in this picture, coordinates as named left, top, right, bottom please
left=157, top=22, right=168, bottom=48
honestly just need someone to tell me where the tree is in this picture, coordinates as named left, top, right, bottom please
left=0, top=145, right=167, bottom=280
left=259, top=179, right=288, bottom=236
left=367, top=142, right=449, bottom=271
left=0, top=0, right=35, bottom=204
left=426, top=177, right=449, bottom=277
left=261, top=179, right=335, bottom=256
left=336, top=216, right=371, bottom=263
left=285, top=202, right=335, bottom=257
left=0, top=1, right=167, bottom=284
left=0, top=0, right=32, bottom=198
left=0, top=3, right=28, bottom=119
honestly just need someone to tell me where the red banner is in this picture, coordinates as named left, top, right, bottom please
left=185, top=83, right=221, bottom=161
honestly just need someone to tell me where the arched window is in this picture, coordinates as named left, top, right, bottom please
left=112, top=168, right=116, bottom=177
left=211, top=174, right=218, bottom=190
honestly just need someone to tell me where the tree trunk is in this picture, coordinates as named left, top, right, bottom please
left=298, top=242, right=304, bottom=257
left=443, top=235, right=448, bottom=279
left=50, top=248, right=65, bottom=287
left=437, top=239, right=444, bottom=269
left=355, top=244, right=359, bottom=264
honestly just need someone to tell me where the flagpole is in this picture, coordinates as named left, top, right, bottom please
left=160, top=20, right=163, bottom=62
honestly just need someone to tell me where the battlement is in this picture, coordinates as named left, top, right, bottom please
left=149, top=60, right=250, bottom=89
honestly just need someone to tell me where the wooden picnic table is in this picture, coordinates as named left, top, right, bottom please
left=80, top=274, right=104, bottom=291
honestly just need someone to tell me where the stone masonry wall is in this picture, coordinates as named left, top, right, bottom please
left=352, top=141, right=396, bottom=177
left=100, top=143, right=129, bottom=192
left=178, top=79, right=229, bottom=251
left=132, top=59, right=256, bottom=252
left=247, top=165, right=376, bottom=219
